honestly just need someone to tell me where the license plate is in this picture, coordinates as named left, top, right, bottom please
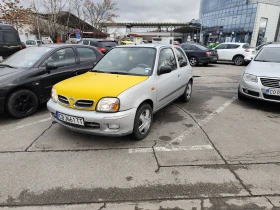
left=56, top=112, right=84, bottom=126
left=266, top=89, right=280, bottom=96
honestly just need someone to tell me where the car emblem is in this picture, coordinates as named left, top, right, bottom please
left=69, top=97, right=75, bottom=101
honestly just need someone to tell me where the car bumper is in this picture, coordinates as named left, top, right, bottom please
left=0, top=97, right=5, bottom=114
left=244, top=55, right=256, bottom=62
left=199, top=56, right=218, bottom=63
left=239, top=78, right=280, bottom=103
left=47, top=100, right=137, bottom=136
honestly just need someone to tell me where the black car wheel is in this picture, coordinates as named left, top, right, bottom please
left=132, top=103, right=153, bottom=141
left=181, top=80, right=193, bottom=102
left=189, top=57, right=198, bottom=66
left=234, top=56, right=244, bottom=66
left=7, top=89, right=38, bottom=118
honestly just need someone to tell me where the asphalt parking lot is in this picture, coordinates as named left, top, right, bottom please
left=0, top=63, right=280, bottom=209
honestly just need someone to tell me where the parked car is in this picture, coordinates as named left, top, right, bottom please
left=77, top=39, right=117, bottom=54
left=21, top=42, right=26, bottom=49
left=214, top=43, right=256, bottom=66
left=41, top=37, right=53, bottom=44
left=0, top=23, right=23, bottom=59
left=26, top=40, right=43, bottom=47
left=0, top=44, right=103, bottom=118
left=238, top=43, right=280, bottom=103
left=180, top=43, right=218, bottom=66
left=47, top=44, right=193, bottom=140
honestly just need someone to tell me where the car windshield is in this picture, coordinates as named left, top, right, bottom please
left=92, top=47, right=156, bottom=76
left=254, top=47, right=280, bottom=63
left=1, top=47, right=52, bottom=68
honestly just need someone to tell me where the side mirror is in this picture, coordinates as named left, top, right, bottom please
left=158, top=66, right=172, bottom=75
left=46, top=62, right=58, bottom=72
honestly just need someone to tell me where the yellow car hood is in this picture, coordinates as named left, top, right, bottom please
left=54, top=72, right=148, bottom=110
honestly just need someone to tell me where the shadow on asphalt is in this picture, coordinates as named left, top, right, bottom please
left=236, top=98, right=280, bottom=114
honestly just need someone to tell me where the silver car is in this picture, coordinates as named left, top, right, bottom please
left=47, top=45, right=193, bottom=140
left=238, top=44, right=280, bottom=103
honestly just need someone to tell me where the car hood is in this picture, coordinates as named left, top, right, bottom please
left=0, top=67, right=21, bottom=83
left=246, top=61, right=280, bottom=77
left=54, top=72, right=149, bottom=110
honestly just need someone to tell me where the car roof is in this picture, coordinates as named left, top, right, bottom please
left=220, top=42, right=246, bottom=45
left=80, top=39, right=115, bottom=42
left=39, top=44, right=78, bottom=48
left=115, top=44, right=174, bottom=49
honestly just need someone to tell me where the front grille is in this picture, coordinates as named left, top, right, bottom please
left=260, top=78, right=280, bottom=88
left=263, top=94, right=280, bottom=101
left=58, top=95, right=69, bottom=105
left=74, top=100, right=94, bottom=108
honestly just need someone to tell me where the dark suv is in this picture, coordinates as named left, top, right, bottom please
left=0, top=23, right=23, bottom=59
left=78, top=39, right=117, bottom=54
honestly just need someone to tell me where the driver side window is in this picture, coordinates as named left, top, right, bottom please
left=216, top=44, right=227, bottom=49
left=45, top=48, right=76, bottom=68
left=158, top=48, right=177, bottom=71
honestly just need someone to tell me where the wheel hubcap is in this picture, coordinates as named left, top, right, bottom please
left=236, top=57, right=243, bottom=65
left=190, top=58, right=197, bottom=66
left=138, top=109, right=152, bottom=135
left=14, top=95, right=35, bottom=114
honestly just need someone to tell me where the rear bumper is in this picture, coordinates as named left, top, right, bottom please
left=0, top=97, right=5, bottom=114
left=198, top=56, right=218, bottom=63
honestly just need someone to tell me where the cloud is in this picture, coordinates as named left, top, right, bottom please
left=113, top=0, right=200, bottom=22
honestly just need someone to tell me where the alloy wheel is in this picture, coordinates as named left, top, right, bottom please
left=14, top=94, right=35, bottom=114
left=138, top=109, right=152, bottom=135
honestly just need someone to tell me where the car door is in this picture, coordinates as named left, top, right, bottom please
left=75, top=47, right=98, bottom=75
left=174, top=47, right=192, bottom=91
left=225, top=44, right=240, bottom=60
left=156, top=48, right=182, bottom=109
left=215, top=44, right=227, bottom=60
left=40, top=47, right=77, bottom=100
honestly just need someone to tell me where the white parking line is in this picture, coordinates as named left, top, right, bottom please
left=128, top=145, right=213, bottom=154
left=167, top=95, right=237, bottom=146
left=0, top=118, right=51, bottom=133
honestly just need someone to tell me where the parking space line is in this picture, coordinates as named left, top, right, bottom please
left=0, top=118, right=51, bottom=133
left=167, top=95, right=237, bottom=146
left=128, top=145, right=213, bottom=154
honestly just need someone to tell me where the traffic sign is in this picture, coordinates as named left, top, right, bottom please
left=75, top=29, right=80, bottom=34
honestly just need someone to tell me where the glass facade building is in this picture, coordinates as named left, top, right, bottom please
left=199, top=0, right=280, bottom=46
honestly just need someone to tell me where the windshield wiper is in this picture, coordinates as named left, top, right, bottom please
left=108, top=71, right=130, bottom=75
left=91, top=70, right=107, bottom=73
left=0, top=64, right=17, bottom=69
left=254, top=60, right=269, bottom=62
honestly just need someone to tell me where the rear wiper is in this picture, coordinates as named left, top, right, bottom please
left=0, top=64, right=17, bottom=69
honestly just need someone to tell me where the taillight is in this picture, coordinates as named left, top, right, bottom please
left=98, top=48, right=106, bottom=53
left=245, top=49, right=250, bottom=52
left=19, top=45, right=23, bottom=50
left=206, top=51, right=211, bottom=55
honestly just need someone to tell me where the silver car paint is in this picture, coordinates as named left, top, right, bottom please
left=47, top=44, right=193, bottom=136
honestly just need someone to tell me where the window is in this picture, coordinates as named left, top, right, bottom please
left=158, top=48, right=177, bottom=71
left=242, top=44, right=251, bottom=49
left=175, top=48, right=188, bottom=67
left=216, top=44, right=227, bottom=49
left=77, top=47, right=97, bottom=63
left=46, top=48, right=76, bottom=68
left=83, top=40, right=89, bottom=45
left=254, top=47, right=280, bottom=63
left=181, top=44, right=193, bottom=50
left=26, top=40, right=36, bottom=45
left=227, top=44, right=240, bottom=49
left=2, top=31, right=19, bottom=43
left=89, top=41, right=96, bottom=47
left=98, top=41, right=117, bottom=48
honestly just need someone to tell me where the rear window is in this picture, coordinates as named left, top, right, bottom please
left=227, top=44, right=240, bottom=49
left=254, top=47, right=280, bottom=63
left=195, top=45, right=210, bottom=50
left=242, top=44, right=251, bottom=49
left=98, top=41, right=117, bottom=48
left=2, top=31, right=19, bottom=43
left=153, top=38, right=162, bottom=41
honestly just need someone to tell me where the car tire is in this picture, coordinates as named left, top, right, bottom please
left=238, top=88, right=246, bottom=101
left=7, top=89, right=38, bottom=118
left=189, top=57, right=198, bottom=66
left=132, top=103, right=153, bottom=141
left=234, top=56, right=244, bottom=66
left=181, top=80, right=193, bottom=103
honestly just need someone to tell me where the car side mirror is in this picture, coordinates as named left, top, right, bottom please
left=158, top=66, right=172, bottom=75
left=46, top=62, right=58, bottom=72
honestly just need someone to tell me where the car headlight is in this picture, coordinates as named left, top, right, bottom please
left=96, top=98, right=120, bottom=112
left=51, top=88, right=58, bottom=103
left=243, top=73, right=258, bottom=83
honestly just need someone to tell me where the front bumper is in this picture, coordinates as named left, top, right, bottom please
left=0, top=97, right=5, bottom=114
left=47, top=100, right=137, bottom=136
left=239, top=78, right=280, bottom=103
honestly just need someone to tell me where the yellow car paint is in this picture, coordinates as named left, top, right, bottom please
left=54, top=72, right=148, bottom=110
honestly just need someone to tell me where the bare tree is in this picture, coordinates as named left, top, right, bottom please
left=83, top=0, right=119, bottom=32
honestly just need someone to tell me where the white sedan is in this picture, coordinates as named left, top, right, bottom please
left=238, top=43, right=280, bottom=103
